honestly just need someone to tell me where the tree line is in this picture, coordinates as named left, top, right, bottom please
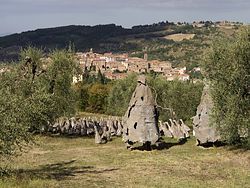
left=74, top=72, right=203, bottom=123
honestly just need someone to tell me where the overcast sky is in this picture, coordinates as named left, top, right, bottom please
left=1, top=0, right=249, bottom=35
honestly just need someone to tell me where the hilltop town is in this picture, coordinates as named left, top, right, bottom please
left=0, top=20, right=243, bottom=83
left=74, top=49, right=189, bottom=82
left=0, top=49, right=191, bottom=83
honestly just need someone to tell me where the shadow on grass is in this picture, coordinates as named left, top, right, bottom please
left=10, top=160, right=118, bottom=181
left=131, top=138, right=188, bottom=151
left=227, top=144, right=250, bottom=152
left=38, top=133, right=95, bottom=139
left=198, top=141, right=227, bottom=148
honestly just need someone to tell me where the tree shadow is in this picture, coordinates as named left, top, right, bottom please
left=226, top=144, right=249, bottom=152
left=198, top=141, right=227, bottom=148
left=39, top=133, right=95, bottom=140
left=154, top=138, right=188, bottom=150
left=131, top=138, right=188, bottom=151
left=10, top=160, right=118, bottom=181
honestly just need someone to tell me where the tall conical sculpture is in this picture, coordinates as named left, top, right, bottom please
left=192, top=84, right=221, bottom=146
left=123, top=75, right=160, bottom=149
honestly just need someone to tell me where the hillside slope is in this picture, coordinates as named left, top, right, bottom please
left=0, top=22, right=239, bottom=69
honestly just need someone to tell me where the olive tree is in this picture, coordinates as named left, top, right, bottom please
left=147, top=75, right=203, bottom=122
left=0, top=47, right=78, bottom=158
left=203, top=27, right=250, bottom=146
left=107, top=73, right=137, bottom=116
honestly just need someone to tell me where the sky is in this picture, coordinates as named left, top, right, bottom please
left=0, top=0, right=250, bottom=35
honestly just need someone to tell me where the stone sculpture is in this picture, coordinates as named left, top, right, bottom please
left=44, top=115, right=123, bottom=142
left=164, top=122, right=174, bottom=138
left=173, top=119, right=186, bottom=140
left=159, top=120, right=173, bottom=138
left=94, top=123, right=103, bottom=144
left=192, top=84, right=220, bottom=146
left=122, top=75, right=160, bottom=149
left=180, top=119, right=190, bottom=138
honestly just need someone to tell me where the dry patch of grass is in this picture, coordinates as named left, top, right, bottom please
left=218, top=27, right=236, bottom=36
left=0, top=136, right=249, bottom=188
left=164, top=33, right=195, bottom=41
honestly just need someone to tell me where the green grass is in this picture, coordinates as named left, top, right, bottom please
left=0, top=136, right=249, bottom=188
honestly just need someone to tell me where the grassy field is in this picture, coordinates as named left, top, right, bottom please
left=163, top=33, right=196, bottom=41
left=0, top=136, right=249, bottom=188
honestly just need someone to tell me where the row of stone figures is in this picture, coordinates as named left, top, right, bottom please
left=94, top=118, right=123, bottom=144
left=44, top=76, right=229, bottom=148
left=45, top=115, right=191, bottom=143
left=45, top=117, right=123, bottom=139
left=159, top=119, right=191, bottom=140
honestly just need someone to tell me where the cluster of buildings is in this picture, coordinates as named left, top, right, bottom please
left=192, top=20, right=243, bottom=28
left=74, top=49, right=189, bottom=82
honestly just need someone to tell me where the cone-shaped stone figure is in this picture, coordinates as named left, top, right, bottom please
left=192, top=84, right=220, bottom=146
left=94, top=124, right=102, bottom=144
left=165, top=122, right=174, bottom=138
left=94, top=123, right=108, bottom=144
left=159, top=120, right=172, bottom=138
left=168, top=119, right=180, bottom=139
left=174, top=119, right=190, bottom=138
left=180, top=119, right=191, bottom=135
left=102, top=125, right=111, bottom=142
left=173, top=119, right=185, bottom=139
left=123, top=75, right=160, bottom=149
left=116, top=120, right=123, bottom=136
